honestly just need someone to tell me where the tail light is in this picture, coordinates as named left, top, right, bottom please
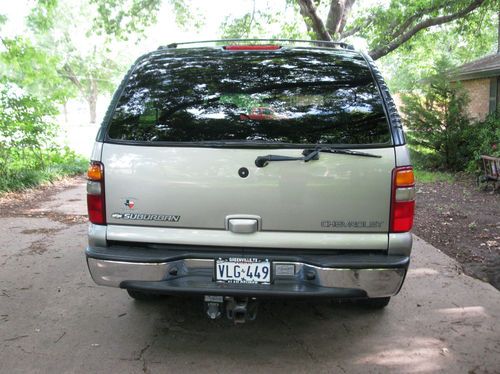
left=224, top=45, right=281, bottom=51
left=87, top=161, right=106, bottom=225
left=390, top=166, right=415, bottom=233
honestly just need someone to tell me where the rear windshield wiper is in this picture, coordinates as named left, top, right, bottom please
left=255, top=147, right=381, bottom=168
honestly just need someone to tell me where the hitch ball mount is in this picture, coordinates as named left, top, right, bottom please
left=204, top=295, right=259, bottom=323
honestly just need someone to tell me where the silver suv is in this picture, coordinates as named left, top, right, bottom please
left=85, top=40, right=415, bottom=322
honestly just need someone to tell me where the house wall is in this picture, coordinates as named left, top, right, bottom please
left=461, top=78, right=490, bottom=121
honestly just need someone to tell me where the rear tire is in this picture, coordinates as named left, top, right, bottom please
left=356, top=297, right=391, bottom=309
left=126, top=289, right=162, bottom=301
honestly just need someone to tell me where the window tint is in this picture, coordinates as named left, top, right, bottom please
left=107, top=49, right=391, bottom=145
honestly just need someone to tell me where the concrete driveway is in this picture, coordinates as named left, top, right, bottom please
left=0, top=179, right=499, bottom=373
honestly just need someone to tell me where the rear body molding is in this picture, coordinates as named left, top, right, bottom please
left=105, top=224, right=389, bottom=250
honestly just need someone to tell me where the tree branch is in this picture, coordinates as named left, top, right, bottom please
left=389, top=1, right=454, bottom=40
left=247, top=0, right=256, bottom=37
left=60, top=64, right=86, bottom=98
left=298, top=0, right=333, bottom=41
left=369, top=0, right=487, bottom=60
left=326, top=0, right=344, bottom=35
left=337, top=0, right=355, bottom=35
left=340, top=15, right=373, bottom=39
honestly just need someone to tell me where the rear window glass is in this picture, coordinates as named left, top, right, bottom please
left=107, top=49, right=391, bottom=145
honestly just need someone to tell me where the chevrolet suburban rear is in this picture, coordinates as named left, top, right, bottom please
left=85, top=40, right=414, bottom=322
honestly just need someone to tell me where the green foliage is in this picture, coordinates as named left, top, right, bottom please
left=403, top=57, right=500, bottom=174
left=0, top=152, right=87, bottom=193
left=26, top=0, right=58, bottom=32
left=89, top=0, right=204, bottom=39
left=26, top=0, right=129, bottom=122
left=169, top=0, right=205, bottom=31
left=0, top=36, right=75, bottom=104
left=0, top=82, right=57, bottom=168
left=0, top=82, right=85, bottom=193
left=220, top=12, right=271, bottom=39
left=402, top=58, right=472, bottom=171
left=463, top=113, right=500, bottom=172
left=351, top=0, right=494, bottom=51
left=220, top=2, right=307, bottom=40
left=382, top=9, right=498, bottom=92
left=413, top=168, right=455, bottom=183
left=90, top=0, right=161, bottom=40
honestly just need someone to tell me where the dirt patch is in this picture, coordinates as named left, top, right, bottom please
left=0, top=175, right=87, bottom=225
left=0, top=176, right=84, bottom=215
left=414, top=176, right=500, bottom=290
left=21, top=228, right=62, bottom=235
left=26, top=240, right=49, bottom=255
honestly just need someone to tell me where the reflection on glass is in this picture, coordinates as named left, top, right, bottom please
left=108, top=49, right=391, bottom=145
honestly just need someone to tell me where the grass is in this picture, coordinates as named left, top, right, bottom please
left=407, top=143, right=456, bottom=183
left=0, top=157, right=88, bottom=194
left=414, top=168, right=454, bottom=183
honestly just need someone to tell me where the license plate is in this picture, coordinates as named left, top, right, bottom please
left=215, top=258, right=271, bottom=284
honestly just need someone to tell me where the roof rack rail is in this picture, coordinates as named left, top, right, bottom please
left=159, top=38, right=354, bottom=51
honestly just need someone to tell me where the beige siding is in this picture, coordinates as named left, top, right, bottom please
left=461, top=78, right=490, bottom=121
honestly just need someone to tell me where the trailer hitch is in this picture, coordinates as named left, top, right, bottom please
left=204, top=296, right=259, bottom=323
left=225, top=297, right=259, bottom=323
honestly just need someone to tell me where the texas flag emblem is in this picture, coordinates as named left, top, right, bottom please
left=124, top=199, right=135, bottom=209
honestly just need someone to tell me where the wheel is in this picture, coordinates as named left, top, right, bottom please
left=356, top=297, right=391, bottom=309
left=126, top=289, right=162, bottom=301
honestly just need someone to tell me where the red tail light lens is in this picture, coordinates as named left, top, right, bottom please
left=391, top=200, right=415, bottom=232
left=87, top=194, right=105, bottom=224
left=390, top=166, right=415, bottom=233
left=87, top=161, right=106, bottom=225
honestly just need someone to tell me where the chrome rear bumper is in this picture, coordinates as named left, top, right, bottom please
left=87, top=256, right=407, bottom=298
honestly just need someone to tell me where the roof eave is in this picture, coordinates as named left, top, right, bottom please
left=450, top=68, right=500, bottom=82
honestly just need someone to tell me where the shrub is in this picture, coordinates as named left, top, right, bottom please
left=0, top=82, right=86, bottom=193
left=402, top=58, right=472, bottom=171
left=464, top=113, right=500, bottom=172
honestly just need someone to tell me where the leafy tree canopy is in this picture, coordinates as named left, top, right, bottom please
left=25, top=0, right=136, bottom=122
left=382, top=7, right=499, bottom=91
left=297, top=0, right=498, bottom=59
left=218, top=0, right=499, bottom=91
left=89, top=0, right=204, bottom=40
left=89, top=0, right=162, bottom=40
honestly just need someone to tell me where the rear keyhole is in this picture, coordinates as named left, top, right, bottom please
left=238, top=167, right=249, bottom=178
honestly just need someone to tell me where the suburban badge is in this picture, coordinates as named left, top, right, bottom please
left=111, top=213, right=181, bottom=222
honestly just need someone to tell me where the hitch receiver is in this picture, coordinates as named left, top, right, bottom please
left=225, top=297, right=259, bottom=324
left=204, top=296, right=259, bottom=323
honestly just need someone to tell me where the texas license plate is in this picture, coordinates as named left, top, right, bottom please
left=215, top=258, right=271, bottom=284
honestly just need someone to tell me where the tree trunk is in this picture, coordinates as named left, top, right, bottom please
left=63, top=101, right=68, bottom=123
left=88, top=96, right=97, bottom=124
left=298, top=0, right=333, bottom=41
left=88, top=78, right=98, bottom=124
left=326, top=0, right=355, bottom=37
